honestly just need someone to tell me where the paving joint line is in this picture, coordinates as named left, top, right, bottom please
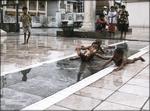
left=22, top=46, right=149, bottom=110
left=1, top=41, right=128, bottom=76
left=92, top=64, right=149, bottom=110
left=140, top=97, right=150, bottom=111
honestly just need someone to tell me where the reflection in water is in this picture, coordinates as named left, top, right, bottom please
left=113, top=71, right=123, bottom=87
left=1, top=42, right=139, bottom=110
left=77, top=61, right=98, bottom=82
left=21, top=68, right=31, bottom=81
left=0, top=76, right=7, bottom=97
left=117, top=43, right=128, bottom=58
left=56, top=58, right=102, bottom=82
left=77, top=62, right=86, bottom=82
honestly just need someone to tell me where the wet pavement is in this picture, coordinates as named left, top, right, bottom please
left=1, top=35, right=149, bottom=74
left=47, top=52, right=149, bottom=110
left=1, top=44, right=138, bottom=110
left=0, top=27, right=149, bottom=110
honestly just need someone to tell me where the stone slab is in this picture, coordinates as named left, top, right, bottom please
left=1, top=88, right=43, bottom=110
left=56, top=94, right=101, bottom=110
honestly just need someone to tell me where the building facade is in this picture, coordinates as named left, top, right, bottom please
left=1, top=0, right=84, bottom=27
left=126, top=0, right=149, bottom=27
left=1, top=0, right=149, bottom=28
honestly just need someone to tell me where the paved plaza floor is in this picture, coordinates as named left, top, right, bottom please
left=47, top=52, right=149, bottom=110
left=0, top=27, right=149, bottom=110
left=1, top=28, right=149, bottom=74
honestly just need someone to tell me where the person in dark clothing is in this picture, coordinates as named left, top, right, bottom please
left=118, top=5, right=129, bottom=39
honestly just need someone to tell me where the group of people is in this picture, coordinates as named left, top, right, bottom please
left=96, top=5, right=129, bottom=39
left=71, top=40, right=145, bottom=71
left=20, top=5, right=129, bottom=44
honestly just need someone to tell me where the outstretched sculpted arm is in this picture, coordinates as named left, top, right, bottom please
left=95, top=53, right=110, bottom=60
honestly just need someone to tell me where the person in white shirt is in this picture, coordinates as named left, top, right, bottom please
left=107, top=6, right=118, bottom=38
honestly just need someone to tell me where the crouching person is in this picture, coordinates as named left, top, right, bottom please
left=102, top=48, right=145, bottom=71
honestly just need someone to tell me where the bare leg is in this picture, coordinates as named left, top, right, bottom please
left=95, top=53, right=110, bottom=60
left=24, top=33, right=26, bottom=44
left=120, top=31, right=123, bottom=39
left=26, top=32, right=30, bottom=44
left=124, top=31, right=126, bottom=39
left=126, top=57, right=145, bottom=64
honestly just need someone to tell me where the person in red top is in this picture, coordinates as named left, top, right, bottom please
left=96, top=14, right=108, bottom=32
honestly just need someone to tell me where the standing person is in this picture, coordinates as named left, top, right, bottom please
left=108, top=6, right=118, bottom=38
left=118, top=5, right=129, bottom=39
left=114, top=6, right=120, bottom=30
left=20, top=6, right=32, bottom=44
left=103, top=6, right=108, bottom=22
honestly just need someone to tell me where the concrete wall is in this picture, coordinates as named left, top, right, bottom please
left=127, top=2, right=149, bottom=27
left=47, top=1, right=59, bottom=16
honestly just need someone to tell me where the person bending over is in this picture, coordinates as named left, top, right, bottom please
left=71, top=40, right=109, bottom=62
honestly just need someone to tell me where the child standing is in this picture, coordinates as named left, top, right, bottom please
left=102, top=48, right=145, bottom=71
left=20, top=6, right=32, bottom=44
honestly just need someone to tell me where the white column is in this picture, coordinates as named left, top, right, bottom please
left=58, top=0, right=60, bottom=11
left=27, top=0, right=29, bottom=12
left=45, top=1, right=47, bottom=16
left=2, top=0, right=7, bottom=16
left=80, top=0, right=96, bottom=32
left=108, top=0, right=114, bottom=8
left=36, top=0, right=38, bottom=16
left=56, top=11, right=61, bottom=27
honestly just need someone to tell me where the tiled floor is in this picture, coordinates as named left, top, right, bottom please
left=75, top=86, right=114, bottom=100
left=119, top=84, right=149, bottom=97
left=143, top=99, right=150, bottom=110
left=94, top=101, right=139, bottom=110
left=56, top=94, right=101, bottom=110
left=1, top=28, right=149, bottom=74
left=1, top=28, right=149, bottom=110
left=47, top=53, right=149, bottom=110
left=1, top=88, right=43, bottom=110
left=107, top=91, right=148, bottom=109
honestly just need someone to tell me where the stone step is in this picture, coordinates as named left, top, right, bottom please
left=57, top=28, right=132, bottom=38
